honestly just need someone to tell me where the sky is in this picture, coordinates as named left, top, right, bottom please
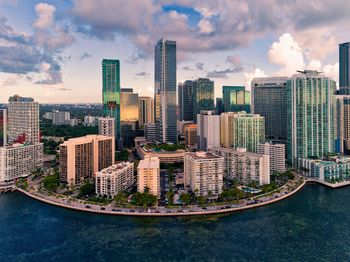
left=0, top=0, right=349, bottom=103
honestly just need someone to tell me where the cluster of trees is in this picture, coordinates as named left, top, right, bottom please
left=78, top=181, right=95, bottom=197
left=131, top=188, right=157, bottom=207
left=260, top=182, right=278, bottom=194
left=41, top=121, right=98, bottom=140
left=147, top=143, right=185, bottom=152
left=42, top=139, right=61, bottom=155
left=220, top=188, right=247, bottom=201
left=116, top=150, right=128, bottom=161
left=43, top=174, right=60, bottom=192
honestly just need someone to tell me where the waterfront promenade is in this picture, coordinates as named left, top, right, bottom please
left=15, top=176, right=307, bottom=217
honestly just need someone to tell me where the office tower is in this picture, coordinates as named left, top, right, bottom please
left=120, top=88, right=139, bottom=146
left=339, top=42, right=350, bottom=87
left=251, top=77, right=288, bottom=141
left=52, top=110, right=70, bottom=125
left=183, top=123, right=197, bottom=146
left=220, top=112, right=265, bottom=153
left=193, top=78, right=215, bottom=122
left=184, top=151, right=224, bottom=197
left=144, top=123, right=157, bottom=141
left=95, top=162, right=134, bottom=197
left=98, top=117, right=115, bottom=137
left=211, top=147, right=270, bottom=185
left=102, top=59, right=121, bottom=142
left=215, top=98, right=223, bottom=115
left=257, top=142, right=286, bottom=173
left=154, top=39, right=177, bottom=143
left=59, top=135, right=115, bottom=185
left=197, top=110, right=220, bottom=151
left=0, top=109, right=7, bottom=147
left=7, top=95, right=40, bottom=144
left=137, top=156, right=160, bottom=197
left=178, top=80, right=194, bottom=121
left=222, top=86, right=250, bottom=113
left=287, top=70, right=336, bottom=166
left=335, top=95, right=350, bottom=154
left=84, top=116, right=96, bottom=127
left=339, top=86, right=350, bottom=95
left=139, top=96, right=154, bottom=129
left=0, top=143, right=43, bottom=183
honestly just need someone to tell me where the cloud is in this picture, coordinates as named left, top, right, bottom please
left=244, top=68, right=268, bottom=89
left=182, top=66, right=194, bottom=71
left=226, top=55, right=241, bottom=66
left=32, top=3, right=56, bottom=29
left=80, top=52, right=91, bottom=60
left=135, top=71, right=150, bottom=77
left=206, top=66, right=243, bottom=79
left=195, top=62, right=204, bottom=70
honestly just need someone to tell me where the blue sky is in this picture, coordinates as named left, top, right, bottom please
left=0, top=0, right=348, bottom=103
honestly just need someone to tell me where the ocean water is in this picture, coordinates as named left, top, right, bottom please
left=1, top=184, right=349, bottom=261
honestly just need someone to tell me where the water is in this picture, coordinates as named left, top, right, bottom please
left=1, top=184, right=350, bottom=261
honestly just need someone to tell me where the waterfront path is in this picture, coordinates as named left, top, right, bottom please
left=16, top=176, right=307, bottom=217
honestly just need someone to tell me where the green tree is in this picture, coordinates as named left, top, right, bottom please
left=114, top=192, right=128, bottom=205
left=43, top=174, right=60, bottom=192
left=166, top=191, right=175, bottom=206
left=196, top=195, right=207, bottom=207
left=179, top=193, right=191, bottom=206
left=79, top=181, right=95, bottom=197
left=131, top=192, right=157, bottom=207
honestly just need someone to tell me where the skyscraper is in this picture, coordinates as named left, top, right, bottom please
left=197, top=110, right=220, bottom=151
left=193, top=78, right=215, bottom=122
left=339, top=42, right=350, bottom=87
left=0, top=109, right=7, bottom=147
left=139, top=96, right=154, bottom=129
left=222, top=86, right=250, bottom=113
left=178, top=80, right=194, bottom=121
left=7, top=95, right=40, bottom=144
left=154, top=39, right=177, bottom=143
left=251, top=77, right=288, bottom=141
left=287, top=70, right=336, bottom=166
left=102, top=59, right=121, bottom=143
left=120, top=88, right=139, bottom=146
left=335, top=95, right=350, bottom=155
left=215, top=98, right=223, bottom=115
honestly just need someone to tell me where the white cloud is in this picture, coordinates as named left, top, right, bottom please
left=32, top=3, right=56, bottom=30
left=198, top=19, right=214, bottom=34
left=244, top=68, right=268, bottom=89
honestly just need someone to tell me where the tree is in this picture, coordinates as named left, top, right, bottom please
left=43, top=174, right=60, bottom=192
left=114, top=192, right=128, bottom=205
left=179, top=193, right=191, bottom=206
left=131, top=192, right=157, bottom=207
left=166, top=191, right=175, bottom=206
left=79, top=181, right=95, bottom=197
left=196, top=195, right=207, bottom=207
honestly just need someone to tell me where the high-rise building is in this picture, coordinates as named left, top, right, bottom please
left=197, top=110, right=220, bottom=151
left=52, top=110, right=70, bottom=126
left=154, top=39, right=177, bottom=143
left=83, top=116, right=96, bottom=127
left=335, top=95, right=350, bottom=155
left=193, top=78, right=215, bottom=122
left=215, top=98, right=223, bottom=115
left=287, top=70, right=336, bottom=166
left=184, top=151, right=224, bottom=197
left=98, top=117, right=115, bottom=138
left=7, top=95, right=40, bottom=144
left=95, top=162, right=134, bottom=198
left=257, top=142, right=286, bottom=173
left=138, top=96, right=154, bottom=129
left=120, top=88, right=139, bottom=146
left=222, top=86, right=250, bottom=113
left=59, top=135, right=115, bottom=185
left=0, top=109, right=7, bottom=147
left=183, top=123, right=197, bottom=146
left=178, top=80, right=194, bottom=121
left=0, top=143, right=43, bottom=183
left=137, top=156, right=160, bottom=197
left=220, top=112, right=265, bottom=153
left=210, top=147, right=270, bottom=185
left=144, top=123, right=157, bottom=142
left=339, top=42, right=350, bottom=87
left=102, top=59, right=121, bottom=142
left=251, top=77, right=288, bottom=141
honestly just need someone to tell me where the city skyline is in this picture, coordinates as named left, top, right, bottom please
left=0, top=0, right=348, bottom=103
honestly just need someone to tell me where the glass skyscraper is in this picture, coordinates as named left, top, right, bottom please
left=251, top=77, right=287, bottom=141
left=120, top=88, right=139, bottom=146
left=0, top=109, right=7, bottom=147
left=154, top=39, right=177, bottom=143
left=339, top=42, right=350, bottom=87
left=102, top=59, right=120, bottom=141
left=193, top=78, right=215, bottom=122
left=287, top=70, right=336, bottom=166
left=178, top=80, right=194, bottom=121
left=222, top=86, right=250, bottom=113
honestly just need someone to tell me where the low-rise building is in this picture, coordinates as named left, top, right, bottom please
left=95, top=162, right=134, bottom=197
left=257, top=142, right=286, bottom=173
left=137, top=156, right=160, bottom=197
left=210, top=147, right=270, bottom=185
left=184, top=151, right=224, bottom=197
left=84, top=115, right=96, bottom=127
left=52, top=110, right=70, bottom=125
left=183, top=123, right=197, bottom=146
left=0, top=143, right=43, bottom=183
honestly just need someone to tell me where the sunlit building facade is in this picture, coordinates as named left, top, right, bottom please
left=193, top=78, right=215, bottom=122
left=222, top=86, right=250, bottom=113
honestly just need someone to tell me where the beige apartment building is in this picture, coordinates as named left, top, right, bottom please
left=137, top=156, right=160, bottom=197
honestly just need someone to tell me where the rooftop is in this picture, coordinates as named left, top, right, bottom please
left=186, top=151, right=222, bottom=160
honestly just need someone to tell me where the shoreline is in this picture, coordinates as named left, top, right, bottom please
left=15, top=178, right=307, bottom=217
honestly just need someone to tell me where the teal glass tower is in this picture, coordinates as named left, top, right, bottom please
left=339, top=42, right=350, bottom=87
left=102, top=59, right=120, bottom=140
left=287, top=70, right=336, bottom=166
left=222, top=86, right=250, bottom=113
left=193, top=78, right=215, bottom=122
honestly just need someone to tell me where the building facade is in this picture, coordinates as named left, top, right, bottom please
left=222, top=86, right=250, bottom=113
left=178, top=80, right=194, bottom=121
left=95, top=162, right=134, bottom=197
left=7, top=95, right=40, bottom=144
left=220, top=112, right=265, bottom=153
left=184, top=152, right=224, bottom=197
left=52, top=111, right=70, bottom=126
left=59, top=135, right=115, bottom=185
left=197, top=110, right=220, bottom=151
left=137, top=156, right=160, bottom=197
left=102, top=59, right=121, bottom=141
left=84, top=116, right=96, bottom=127
left=0, top=109, right=7, bottom=147
left=138, top=96, right=154, bottom=129
left=251, top=77, right=288, bottom=141
left=335, top=95, right=350, bottom=155
left=287, top=70, right=336, bottom=166
left=154, top=39, right=177, bottom=143
left=257, top=142, right=286, bottom=173
left=215, top=98, right=223, bottom=115
left=193, top=78, right=215, bottom=122
left=98, top=117, right=115, bottom=138
left=183, top=123, right=197, bottom=146
left=120, top=88, right=139, bottom=147
left=0, top=143, right=43, bottom=183
left=210, top=147, right=270, bottom=185
left=340, top=42, right=350, bottom=88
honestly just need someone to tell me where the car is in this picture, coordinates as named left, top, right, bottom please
left=166, top=210, right=172, bottom=213
left=129, top=210, right=135, bottom=213
left=225, top=206, right=231, bottom=209
left=112, top=209, right=117, bottom=212
left=202, top=207, right=207, bottom=210
left=85, top=205, right=91, bottom=209
left=101, top=207, right=106, bottom=210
